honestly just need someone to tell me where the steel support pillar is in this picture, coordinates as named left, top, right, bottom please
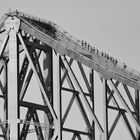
left=7, top=17, right=20, bottom=140
left=103, top=79, right=108, bottom=140
left=43, top=48, right=53, bottom=140
left=90, top=69, right=95, bottom=140
left=3, top=61, right=7, bottom=124
left=135, top=89, right=140, bottom=140
left=54, top=53, right=62, bottom=140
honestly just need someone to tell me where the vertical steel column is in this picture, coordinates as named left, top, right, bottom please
left=43, top=49, right=53, bottom=140
left=1, top=60, right=8, bottom=139
left=6, top=17, right=20, bottom=140
left=3, top=61, right=7, bottom=122
left=43, top=51, right=49, bottom=140
left=90, top=69, right=95, bottom=139
left=103, top=79, right=108, bottom=140
left=135, top=90, right=140, bottom=140
left=54, top=53, right=62, bottom=140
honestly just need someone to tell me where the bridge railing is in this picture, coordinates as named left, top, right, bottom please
left=54, top=25, right=140, bottom=79
left=5, top=10, right=140, bottom=79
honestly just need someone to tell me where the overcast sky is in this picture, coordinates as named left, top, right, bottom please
left=0, top=0, right=140, bottom=139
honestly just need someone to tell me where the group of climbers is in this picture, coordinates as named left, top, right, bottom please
left=81, top=40, right=118, bottom=65
left=81, top=40, right=128, bottom=70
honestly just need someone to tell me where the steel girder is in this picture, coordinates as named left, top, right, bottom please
left=0, top=14, right=139, bottom=140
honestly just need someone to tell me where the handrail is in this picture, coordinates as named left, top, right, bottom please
left=4, top=10, right=140, bottom=80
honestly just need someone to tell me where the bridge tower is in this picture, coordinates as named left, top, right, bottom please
left=0, top=11, right=140, bottom=140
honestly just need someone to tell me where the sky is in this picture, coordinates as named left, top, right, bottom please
left=0, top=0, right=140, bottom=139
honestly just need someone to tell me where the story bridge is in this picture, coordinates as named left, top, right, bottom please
left=0, top=10, right=139, bottom=140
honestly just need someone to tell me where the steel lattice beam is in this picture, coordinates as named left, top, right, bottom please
left=0, top=11, right=139, bottom=140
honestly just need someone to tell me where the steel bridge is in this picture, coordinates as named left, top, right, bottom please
left=0, top=10, right=139, bottom=140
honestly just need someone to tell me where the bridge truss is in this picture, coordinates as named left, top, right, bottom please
left=0, top=11, right=139, bottom=140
